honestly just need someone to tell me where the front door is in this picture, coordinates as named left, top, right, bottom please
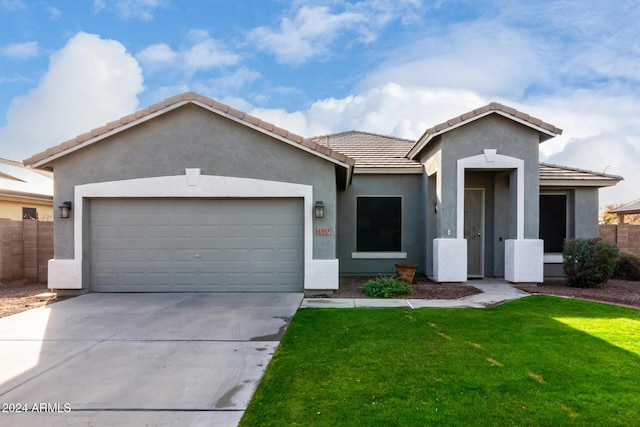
left=464, top=189, right=484, bottom=278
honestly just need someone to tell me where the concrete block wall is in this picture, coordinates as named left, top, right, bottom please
left=0, top=219, right=53, bottom=283
left=600, top=223, right=640, bottom=256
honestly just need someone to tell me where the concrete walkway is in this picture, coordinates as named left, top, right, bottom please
left=301, top=280, right=531, bottom=309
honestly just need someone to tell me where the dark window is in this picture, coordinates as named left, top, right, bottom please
left=539, top=194, right=567, bottom=253
left=357, top=197, right=402, bottom=252
left=22, top=207, right=37, bottom=220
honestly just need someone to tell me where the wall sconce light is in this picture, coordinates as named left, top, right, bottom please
left=314, top=201, right=325, bottom=219
left=59, top=201, right=72, bottom=219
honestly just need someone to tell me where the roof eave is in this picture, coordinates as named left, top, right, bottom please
left=354, top=166, right=423, bottom=174
left=540, top=179, right=622, bottom=188
left=407, top=109, right=562, bottom=160
left=26, top=95, right=356, bottom=171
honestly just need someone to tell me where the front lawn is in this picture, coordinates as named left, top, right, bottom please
left=241, top=296, right=640, bottom=426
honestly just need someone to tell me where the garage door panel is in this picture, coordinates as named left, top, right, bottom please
left=91, top=198, right=304, bottom=292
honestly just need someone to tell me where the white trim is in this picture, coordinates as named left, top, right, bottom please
left=543, top=253, right=563, bottom=263
left=354, top=167, right=423, bottom=174
left=457, top=152, right=524, bottom=239
left=70, top=171, right=315, bottom=288
left=540, top=180, right=619, bottom=187
left=351, top=252, right=408, bottom=259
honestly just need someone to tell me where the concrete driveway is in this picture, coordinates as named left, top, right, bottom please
left=0, top=292, right=303, bottom=426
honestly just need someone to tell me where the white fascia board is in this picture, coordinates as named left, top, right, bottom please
left=354, top=167, right=423, bottom=174
left=540, top=180, right=621, bottom=187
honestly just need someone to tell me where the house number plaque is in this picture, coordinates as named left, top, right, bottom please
left=316, top=227, right=332, bottom=236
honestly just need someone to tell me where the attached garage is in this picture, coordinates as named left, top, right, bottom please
left=90, top=198, right=304, bottom=292
left=25, top=93, right=354, bottom=293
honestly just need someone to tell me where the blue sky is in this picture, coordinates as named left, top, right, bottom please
left=1, top=0, right=639, bottom=209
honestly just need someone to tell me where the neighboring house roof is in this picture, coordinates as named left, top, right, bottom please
left=309, top=131, right=422, bottom=173
left=539, top=163, right=622, bottom=187
left=0, top=158, right=53, bottom=202
left=24, top=92, right=356, bottom=171
left=407, top=102, right=563, bottom=160
left=610, top=198, right=640, bottom=214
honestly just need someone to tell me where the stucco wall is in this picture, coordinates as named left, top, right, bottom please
left=337, top=174, right=425, bottom=275
left=0, top=200, right=53, bottom=221
left=572, top=187, right=600, bottom=238
left=50, top=103, right=338, bottom=261
left=438, top=115, right=541, bottom=239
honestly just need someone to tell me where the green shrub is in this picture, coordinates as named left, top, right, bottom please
left=613, top=252, right=640, bottom=281
left=562, top=238, right=619, bottom=288
left=362, top=276, right=413, bottom=298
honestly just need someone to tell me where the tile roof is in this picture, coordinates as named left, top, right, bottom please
left=539, top=163, right=622, bottom=186
left=309, top=131, right=422, bottom=170
left=309, top=132, right=622, bottom=186
left=610, top=198, right=640, bottom=214
left=408, top=102, right=563, bottom=159
left=24, top=92, right=355, bottom=169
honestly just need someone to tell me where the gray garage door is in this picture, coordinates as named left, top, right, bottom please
left=90, top=198, right=304, bottom=292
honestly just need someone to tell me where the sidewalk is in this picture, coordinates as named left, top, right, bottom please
left=301, top=279, right=531, bottom=309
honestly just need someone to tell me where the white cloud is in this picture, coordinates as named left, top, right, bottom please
left=546, top=132, right=640, bottom=210
left=136, top=30, right=239, bottom=76
left=46, top=5, right=61, bottom=20
left=358, top=21, right=546, bottom=100
left=0, top=32, right=143, bottom=161
left=0, top=0, right=25, bottom=10
left=135, top=43, right=176, bottom=71
left=245, top=83, right=487, bottom=139
left=249, top=5, right=365, bottom=65
left=182, top=30, right=240, bottom=75
left=0, top=42, right=39, bottom=59
left=248, top=1, right=422, bottom=65
left=95, top=0, right=167, bottom=21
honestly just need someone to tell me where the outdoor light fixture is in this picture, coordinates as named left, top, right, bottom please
left=59, top=201, right=72, bottom=219
left=314, top=201, right=325, bottom=219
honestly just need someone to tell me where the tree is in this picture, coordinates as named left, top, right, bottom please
left=602, top=204, right=640, bottom=224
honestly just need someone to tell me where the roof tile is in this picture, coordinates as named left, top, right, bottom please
left=76, top=132, right=93, bottom=143
left=271, top=126, right=288, bottom=138
left=226, top=107, right=245, bottom=120
left=243, top=114, right=260, bottom=126
left=121, top=113, right=137, bottom=124
left=288, top=133, right=304, bottom=144
left=258, top=120, right=274, bottom=132
left=91, top=125, right=108, bottom=137
left=106, top=119, right=121, bottom=130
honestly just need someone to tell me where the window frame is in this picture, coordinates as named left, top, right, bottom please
left=539, top=192, right=570, bottom=255
left=352, top=195, right=407, bottom=259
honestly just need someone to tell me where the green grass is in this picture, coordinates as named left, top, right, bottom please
left=240, top=296, right=640, bottom=426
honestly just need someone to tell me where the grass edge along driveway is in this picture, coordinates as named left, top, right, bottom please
left=241, top=296, right=640, bottom=426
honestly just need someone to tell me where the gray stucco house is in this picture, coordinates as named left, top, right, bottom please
left=24, top=92, right=621, bottom=293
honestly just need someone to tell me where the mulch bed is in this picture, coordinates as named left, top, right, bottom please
left=316, top=275, right=640, bottom=309
left=516, top=279, right=640, bottom=309
left=323, top=274, right=483, bottom=300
